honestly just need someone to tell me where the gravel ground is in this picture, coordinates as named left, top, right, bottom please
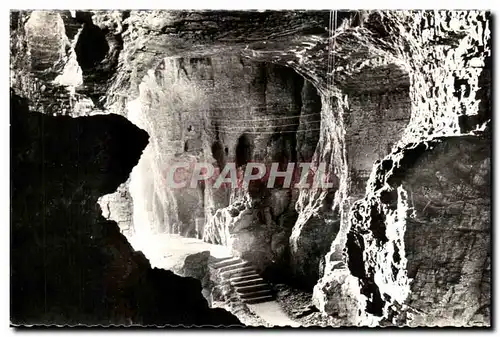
left=212, top=299, right=271, bottom=327
left=273, top=283, right=340, bottom=327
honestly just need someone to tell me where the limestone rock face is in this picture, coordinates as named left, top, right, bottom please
left=289, top=214, right=341, bottom=287
left=344, top=69, right=411, bottom=196
left=10, top=10, right=122, bottom=117
left=328, top=136, right=491, bottom=327
left=203, top=200, right=291, bottom=275
left=98, top=179, right=134, bottom=236
left=312, top=10, right=491, bottom=327
left=181, top=250, right=211, bottom=281
left=312, top=264, right=369, bottom=325
left=119, top=52, right=329, bottom=279
left=401, top=136, right=490, bottom=326
left=11, top=9, right=491, bottom=327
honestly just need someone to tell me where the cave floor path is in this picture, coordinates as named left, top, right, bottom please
left=132, top=233, right=301, bottom=327
left=248, top=301, right=300, bottom=327
left=129, top=233, right=233, bottom=270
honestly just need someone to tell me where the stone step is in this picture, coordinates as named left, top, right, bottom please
left=210, top=255, right=235, bottom=264
left=218, top=260, right=251, bottom=273
left=234, top=269, right=256, bottom=278
left=231, top=277, right=265, bottom=287
left=210, top=257, right=241, bottom=269
left=241, top=295, right=274, bottom=304
left=239, top=289, right=272, bottom=299
left=235, top=283, right=269, bottom=294
left=220, top=266, right=254, bottom=279
left=229, top=273, right=261, bottom=283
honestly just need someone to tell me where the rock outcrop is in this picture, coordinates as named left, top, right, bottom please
left=314, top=11, right=491, bottom=327
left=10, top=93, right=241, bottom=326
left=10, top=9, right=491, bottom=327
left=98, top=179, right=134, bottom=236
left=401, top=136, right=490, bottom=326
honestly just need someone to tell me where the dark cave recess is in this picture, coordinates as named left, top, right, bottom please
left=10, top=92, right=242, bottom=326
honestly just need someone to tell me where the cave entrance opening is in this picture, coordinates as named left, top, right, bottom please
left=102, top=57, right=325, bottom=317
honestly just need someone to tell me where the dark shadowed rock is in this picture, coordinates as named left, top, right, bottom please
left=10, top=92, right=241, bottom=326
left=181, top=250, right=211, bottom=280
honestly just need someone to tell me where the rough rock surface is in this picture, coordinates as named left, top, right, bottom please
left=10, top=93, right=241, bottom=326
left=313, top=10, right=491, bottom=327
left=181, top=251, right=211, bottom=281
left=126, top=56, right=320, bottom=239
left=10, top=9, right=491, bottom=327
left=273, top=283, right=339, bottom=327
left=98, top=179, right=134, bottom=236
left=314, top=136, right=491, bottom=327
left=401, top=136, right=490, bottom=326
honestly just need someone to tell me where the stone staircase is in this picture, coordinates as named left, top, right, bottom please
left=209, top=256, right=274, bottom=305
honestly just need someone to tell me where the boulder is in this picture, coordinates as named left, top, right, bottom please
left=180, top=250, right=211, bottom=281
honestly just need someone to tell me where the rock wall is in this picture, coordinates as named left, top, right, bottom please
left=127, top=56, right=319, bottom=235
left=313, top=10, right=491, bottom=327
left=122, top=54, right=330, bottom=280
left=98, top=179, right=134, bottom=236
left=10, top=10, right=122, bottom=117
left=401, top=136, right=490, bottom=326
left=10, top=9, right=491, bottom=327
left=289, top=63, right=412, bottom=288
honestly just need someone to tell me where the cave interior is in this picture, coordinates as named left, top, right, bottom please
left=10, top=9, right=491, bottom=327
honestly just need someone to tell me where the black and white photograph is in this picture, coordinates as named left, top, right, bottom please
left=8, top=7, right=492, bottom=328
